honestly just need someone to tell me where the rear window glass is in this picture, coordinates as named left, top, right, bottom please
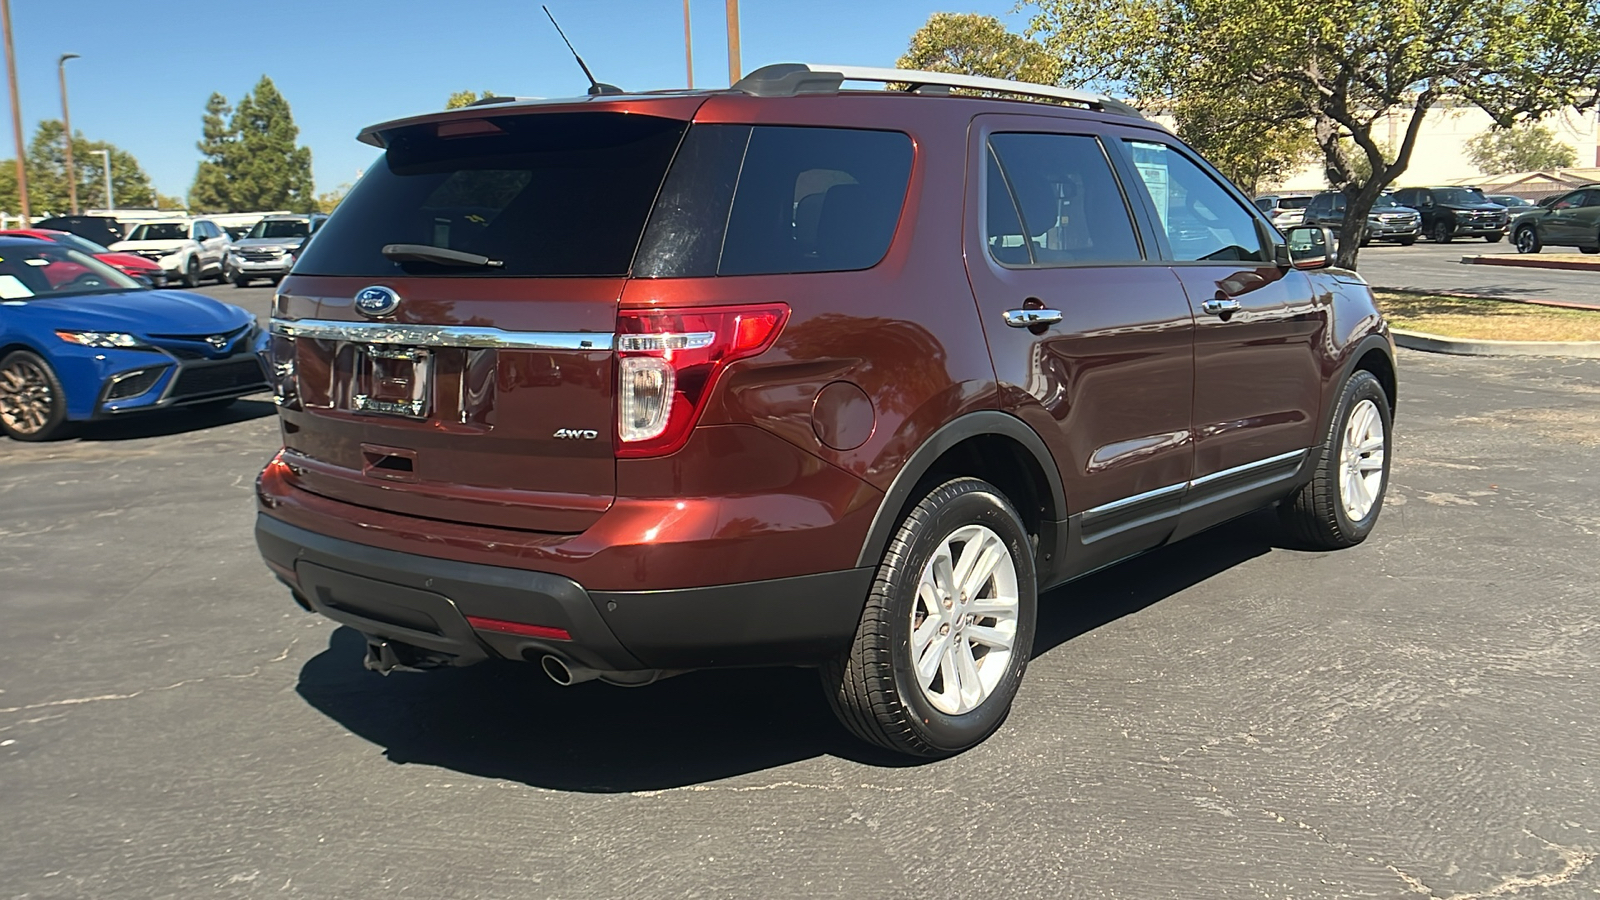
left=294, top=112, right=689, bottom=278
left=634, top=125, right=912, bottom=278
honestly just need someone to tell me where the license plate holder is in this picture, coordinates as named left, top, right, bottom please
left=351, top=344, right=432, bottom=418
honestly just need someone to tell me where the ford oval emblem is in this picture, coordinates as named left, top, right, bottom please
left=354, top=286, right=401, bottom=318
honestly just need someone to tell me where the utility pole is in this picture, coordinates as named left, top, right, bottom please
left=683, top=0, right=694, bottom=88
left=724, top=0, right=740, bottom=85
left=93, top=148, right=111, bottom=210
left=1, top=0, right=29, bottom=220
left=59, top=53, right=80, bottom=215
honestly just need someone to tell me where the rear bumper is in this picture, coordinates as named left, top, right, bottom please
left=256, top=513, right=873, bottom=672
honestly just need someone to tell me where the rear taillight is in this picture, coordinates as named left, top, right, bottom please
left=615, top=303, right=789, bottom=458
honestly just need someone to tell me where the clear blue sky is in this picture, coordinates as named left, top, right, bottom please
left=14, top=1, right=1028, bottom=202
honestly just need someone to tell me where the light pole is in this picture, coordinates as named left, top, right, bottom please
left=1, top=0, right=28, bottom=220
left=58, top=53, right=79, bottom=215
left=683, top=0, right=693, bottom=88
left=724, top=0, right=740, bottom=85
left=93, top=148, right=112, bottom=210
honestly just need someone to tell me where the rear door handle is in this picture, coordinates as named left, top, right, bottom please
left=1201, top=298, right=1241, bottom=316
left=1003, top=308, right=1064, bottom=328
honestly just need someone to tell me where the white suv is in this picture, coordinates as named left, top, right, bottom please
left=109, top=218, right=232, bottom=288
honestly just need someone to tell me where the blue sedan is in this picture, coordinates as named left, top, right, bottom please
left=0, top=236, right=269, bottom=441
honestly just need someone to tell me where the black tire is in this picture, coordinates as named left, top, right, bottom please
left=1397, top=237, right=1417, bottom=246
left=1515, top=226, right=1542, bottom=254
left=1431, top=221, right=1453, bottom=243
left=0, top=349, right=73, bottom=441
left=1582, top=247, right=1599, bottom=255
left=1278, top=370, right=1391, bottom=550
left=822, top=477, right=1038, bottom=757
left=1485, top=234, right=1503, bottom=243
left=233, top=275, right=252, bottom=288
left=212, top=263, right=229, bottom=285
left=183, top=257, right=200, bottom=288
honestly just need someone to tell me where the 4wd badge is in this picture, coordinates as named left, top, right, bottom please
left=553, top=428, right=599, bottom=440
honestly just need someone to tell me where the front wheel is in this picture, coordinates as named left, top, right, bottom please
left=1515, top=226, right=1542, bottom=254
left=183, top=258, right=200, bottom=288
left=822, top=477, right=1037, bottom=757
left=1278, top=370, right=1391, bottom=550
left=1432, top=221, right=1453, bottom=244
left=0, top=350, right=73, bottom=441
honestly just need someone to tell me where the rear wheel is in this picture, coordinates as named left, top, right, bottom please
left=822, top=478, right=1037, bottom=757
left=1515, top=226, right=1542, bottom=254
left=183, top=257, right=200, bottom=288
left=1583, top=230, right=1600, bottom=254
left=0, top=350, right=72, bottom=441
left=1278, top=370, right=1391, bottom=550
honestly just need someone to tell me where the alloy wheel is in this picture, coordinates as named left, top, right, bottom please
left=1516, top=227, right=1539, bottom=254
left=910, top=524, right=1020, bottom=715
left=0, top=356, right=56, bottom=436
left=1340, top=398, right=1386, bottom=521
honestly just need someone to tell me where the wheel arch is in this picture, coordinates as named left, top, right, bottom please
left=854, top=411, right=1066, bottom=571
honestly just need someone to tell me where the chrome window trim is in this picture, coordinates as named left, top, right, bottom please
left=1082, top=449, right=1307, bottom=519
left=269, top=318, right=615, bottom=351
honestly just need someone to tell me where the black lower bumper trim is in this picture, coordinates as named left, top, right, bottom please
left=256, top=514, right=874, bottom=672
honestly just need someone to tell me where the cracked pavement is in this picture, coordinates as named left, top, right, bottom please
left=2, top=337, right=1598, bottom=899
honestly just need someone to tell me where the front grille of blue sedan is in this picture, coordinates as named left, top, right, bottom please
left=105, top=367, right=168, bottom=400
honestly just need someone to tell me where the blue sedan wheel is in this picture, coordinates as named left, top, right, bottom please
left=0, top=350, right=72, bottom=441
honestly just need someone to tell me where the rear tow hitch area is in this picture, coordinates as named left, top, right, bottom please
left=363, top=637, right=453, bottom=675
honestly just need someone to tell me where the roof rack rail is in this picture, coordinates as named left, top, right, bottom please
left=732, top=63, right=1143, bottom=118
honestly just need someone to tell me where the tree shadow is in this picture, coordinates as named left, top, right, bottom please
left=76, top=396, right=276, bottom=441
left=294, top=511, right=1284, bottom=793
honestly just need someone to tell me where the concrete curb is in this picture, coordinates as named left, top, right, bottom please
left=1376, top=287, right=1600, bottom=312
left=1461, top=254, right=1600, bottom=272
left=1392, top=329, right=1600, bottom=358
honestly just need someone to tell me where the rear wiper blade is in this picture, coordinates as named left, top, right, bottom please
left=381, top=243, right=504, bottom=268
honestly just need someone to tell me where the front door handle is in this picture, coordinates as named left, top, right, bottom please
left=1201, top=297, right=1241, bottom=317
left=1003, top=308, right=1064, bottom=328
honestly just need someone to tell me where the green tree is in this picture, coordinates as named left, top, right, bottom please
left=225, top=76, right=315, bottom=211
left=898, top=12, right=1063, bottom=85
left=1029, top=0, right=1600, bottom=267
left=446, top=90, right=500, bottom=109
left=316, top=182, right=351, bottom=214
left=1171, top=88, right=1317, bottom=196
left=188, top=92, right=234, bottom=211
left=0, top=121, right=156, bottom=214
left=1465, top=123, right=1579, bottom=175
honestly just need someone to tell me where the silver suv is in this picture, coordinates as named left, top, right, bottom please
left=224, top=214, right=326, bottom=287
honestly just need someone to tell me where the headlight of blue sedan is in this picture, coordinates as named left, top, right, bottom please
left=54, top=330, right=151, bottom=349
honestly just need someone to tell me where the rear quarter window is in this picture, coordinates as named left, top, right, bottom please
left=634, top=125, right=913, bottom=278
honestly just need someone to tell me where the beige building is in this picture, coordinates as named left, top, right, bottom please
left=1271, top=105, right=1600, bottom=194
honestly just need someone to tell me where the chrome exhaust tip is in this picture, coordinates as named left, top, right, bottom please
left=541, top=654, right=600, bottom=686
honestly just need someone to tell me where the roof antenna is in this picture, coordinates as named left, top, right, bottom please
left=542, top=5, right=623, bottom=96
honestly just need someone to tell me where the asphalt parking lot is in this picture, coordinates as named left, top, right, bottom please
left=1354, top=239, right=1600, bottom=306
left=3, top=307, right=1599, bottom=895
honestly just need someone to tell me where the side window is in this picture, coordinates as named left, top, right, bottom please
left=1254, top=197, right=1273, bottom=212
left=1331, top=194, right=1347, bottom=212
left=986, top=132, right=1143, bottom=266
left=1122, top=140, right=1266, bottom=262
left=718, top=127, right=913, bottom=276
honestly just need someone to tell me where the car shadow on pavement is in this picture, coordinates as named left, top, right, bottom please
left=76, top=397, right=276, bottom=441
left=294, top=510, right=1283, bottom=793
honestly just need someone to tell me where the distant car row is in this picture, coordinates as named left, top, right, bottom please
left=1255, top=184, right=1600, bottom=254
left=20, top=213, right=326, bottom=288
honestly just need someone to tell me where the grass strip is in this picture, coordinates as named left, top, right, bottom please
left=1374, top=289, right=1600, bottom=342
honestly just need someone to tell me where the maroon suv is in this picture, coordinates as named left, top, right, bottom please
left=256, top=64, right=1395, bottom=757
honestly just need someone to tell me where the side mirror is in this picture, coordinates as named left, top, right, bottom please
left=1284, top=225, right=1335, bottom=270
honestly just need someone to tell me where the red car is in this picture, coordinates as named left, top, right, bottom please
left=0, top=229, right=168, bottom=287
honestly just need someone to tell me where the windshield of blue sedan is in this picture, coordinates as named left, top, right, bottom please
left=0, top=244, right=144, bottom=299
